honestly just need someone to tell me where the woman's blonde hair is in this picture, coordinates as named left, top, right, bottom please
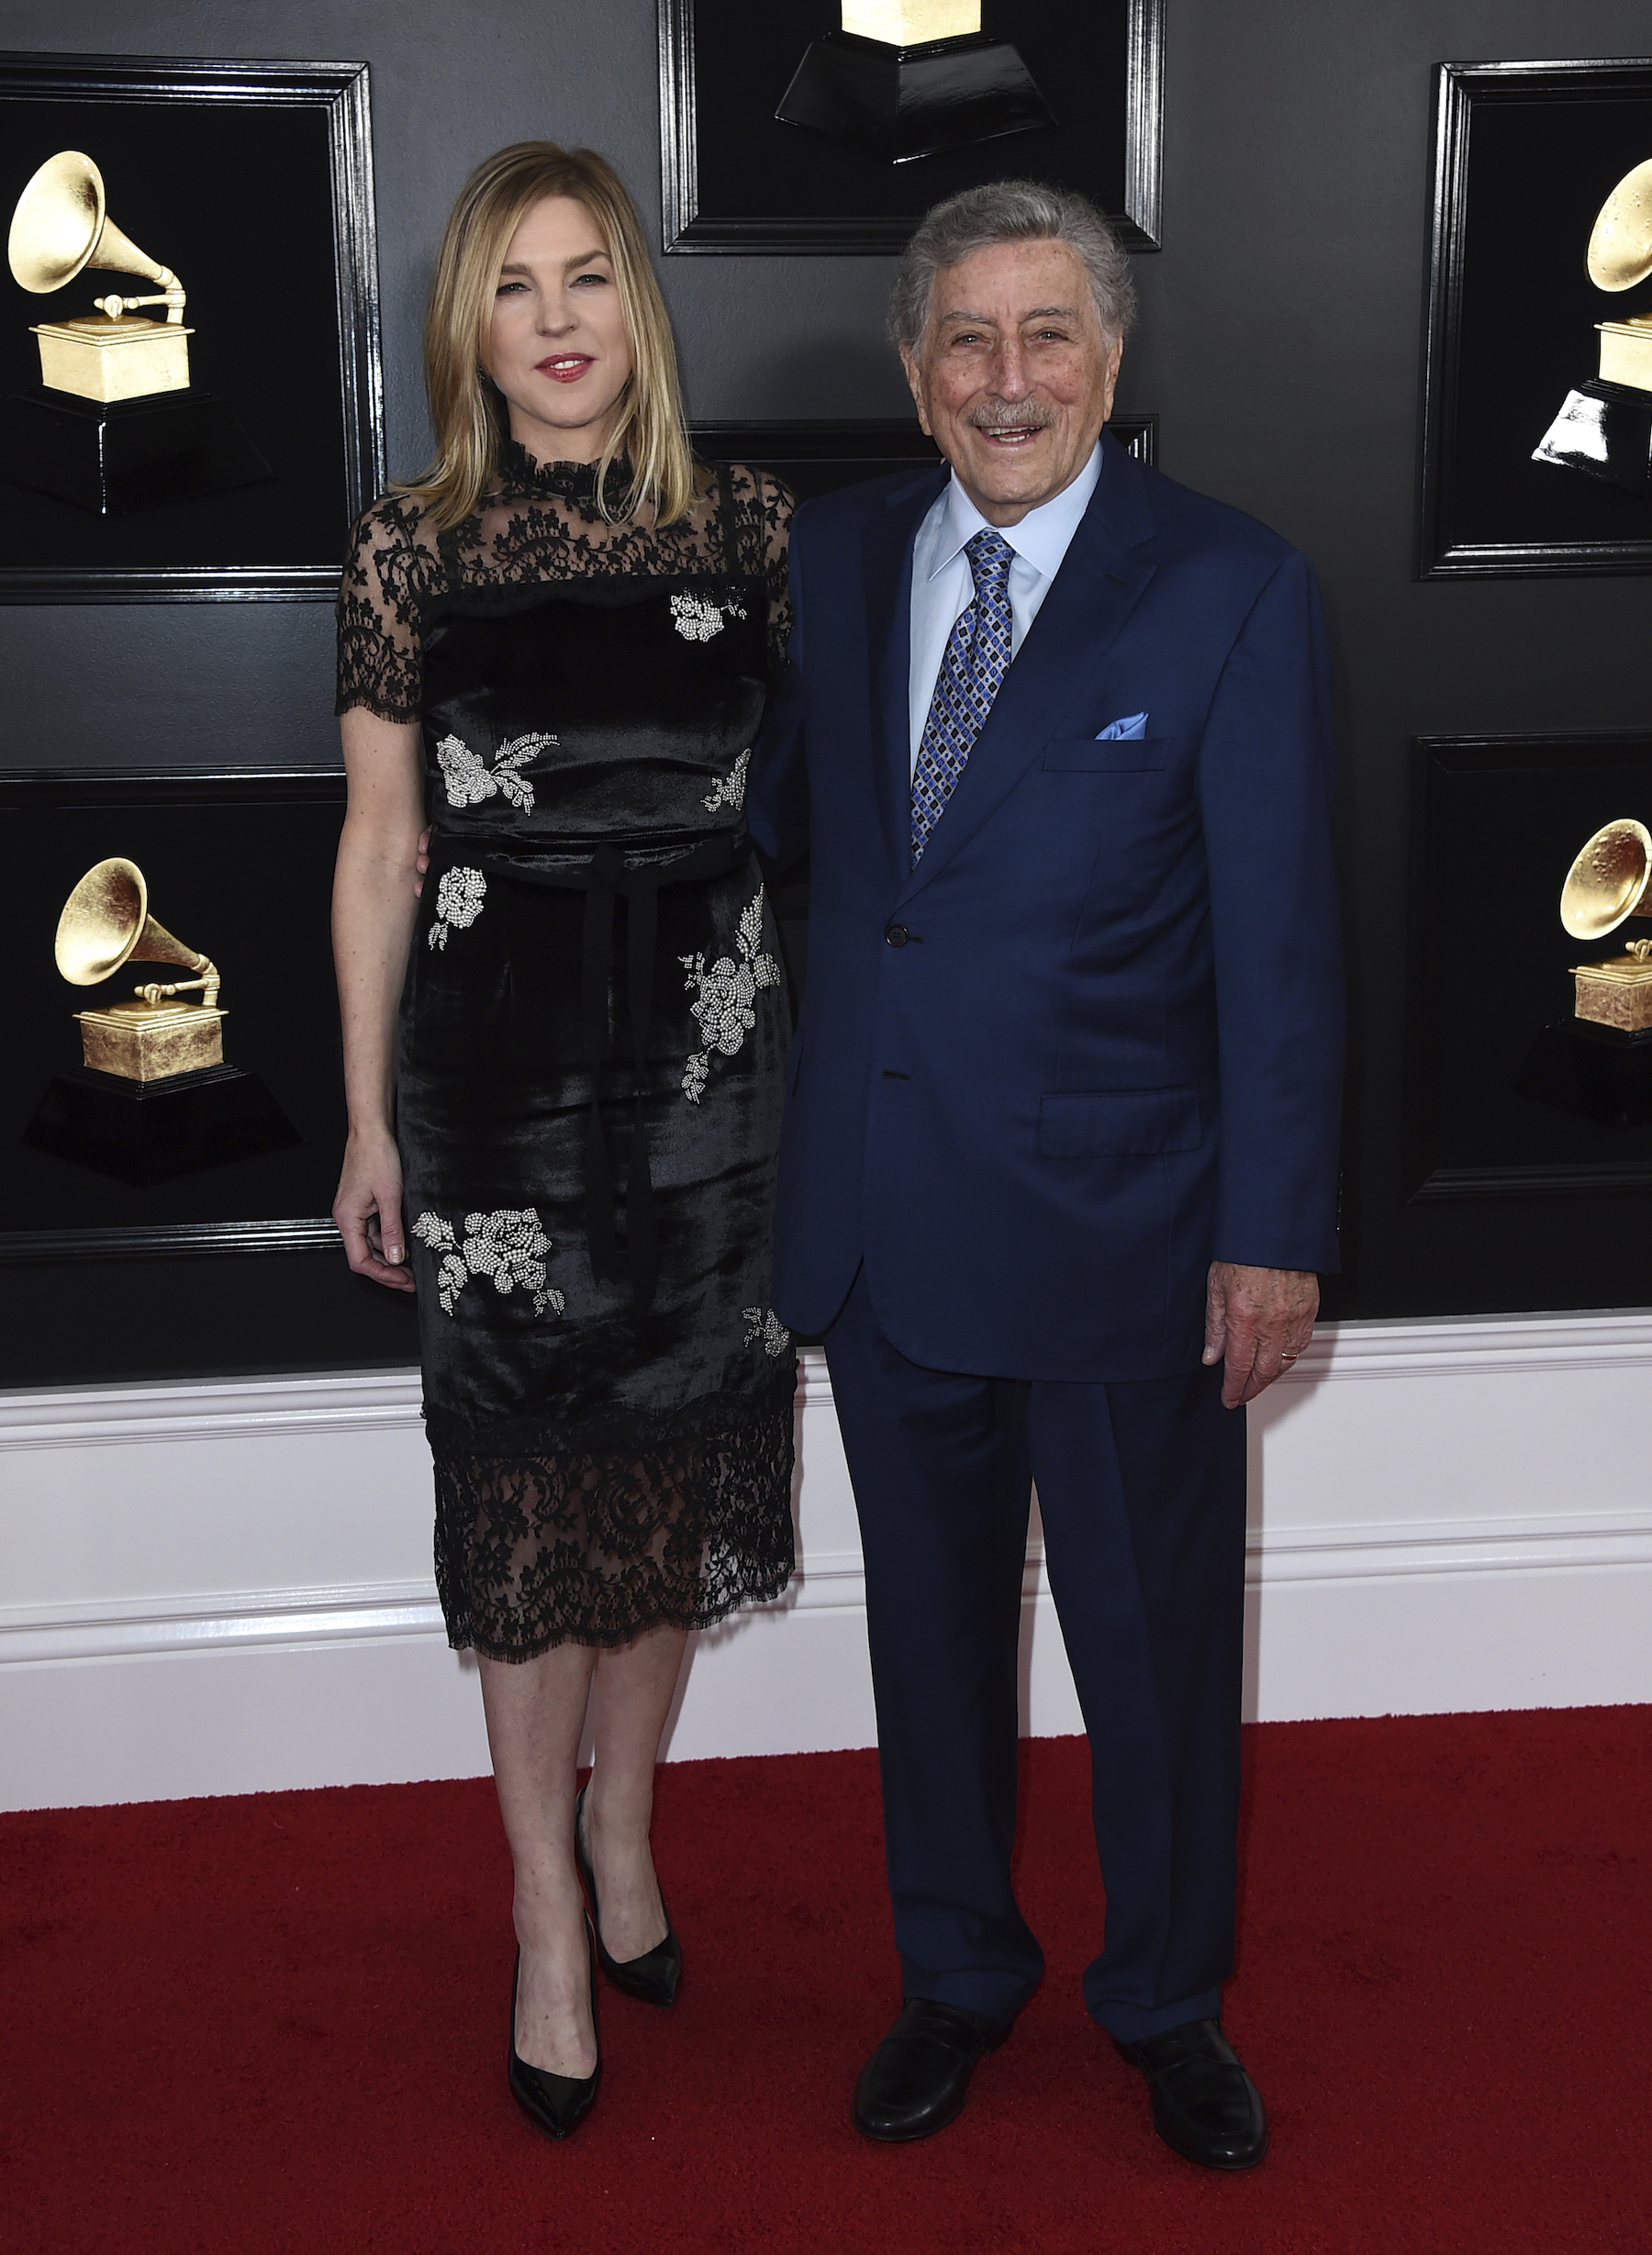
left=401, top=141, right=696, bottom=532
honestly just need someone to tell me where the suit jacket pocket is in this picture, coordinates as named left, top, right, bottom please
left=1042, top=734, right=1168, bottom=773
left=1038, top=1087, right=1202, bottom=1158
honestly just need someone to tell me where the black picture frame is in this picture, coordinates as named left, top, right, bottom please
left=1420, top=59, right=1652, bottom=579
left=660, top=0, right=1164, bottom=255
left=1406, top=732, right=1652, bottom=1201
left=0, top=53, right=384, bottom=604
left=1, top=765, right=348, bottom=1266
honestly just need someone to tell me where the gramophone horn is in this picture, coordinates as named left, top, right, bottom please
left=54, top=856, right=213, bottom=988
left=6, top=150, right=178, bottom=298
left=1587, top=158, right=1652, bottom=292
left=1559, top=818, right=1652, bottom=941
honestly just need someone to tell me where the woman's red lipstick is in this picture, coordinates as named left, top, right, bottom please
left=535, top=352, right=593, bottom=383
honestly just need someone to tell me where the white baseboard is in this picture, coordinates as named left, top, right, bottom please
left=3, top=1311, right=1649, bottom=1810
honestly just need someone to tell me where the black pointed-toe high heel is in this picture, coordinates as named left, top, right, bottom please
left=575, top=1781, right=683, bottom=2007
left=508, top=1924, right=601, bottom=2142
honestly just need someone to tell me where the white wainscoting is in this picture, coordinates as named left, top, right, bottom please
left=2, top=1312, right=1649, bottom=1812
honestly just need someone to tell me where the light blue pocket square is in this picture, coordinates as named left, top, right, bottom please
left=1095, top=711, right=1148, bottom=741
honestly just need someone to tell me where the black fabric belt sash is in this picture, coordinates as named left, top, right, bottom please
left=430, top=827, right=750, bottom=1316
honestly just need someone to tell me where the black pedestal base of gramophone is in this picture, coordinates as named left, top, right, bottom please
left=776, top=30, right=1054, bottom=163
left=0, top=386, right=273, bottom=516
left=1514, top=1019, right=1652, bottom=1129
left=22, top=1064, right=300, bottom=1185
left=1533, top=378, right=1652, bottom=501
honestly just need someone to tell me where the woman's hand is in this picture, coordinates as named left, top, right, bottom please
left=333, top=1126, right=415, bottom=1291
left=413, top=827, right=431, bottom=898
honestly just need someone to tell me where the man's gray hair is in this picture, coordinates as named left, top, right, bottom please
left=888, top=179, right=1137, bottom=355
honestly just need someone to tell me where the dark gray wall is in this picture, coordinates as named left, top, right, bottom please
left=5, top=0, right=1650, bottom=1360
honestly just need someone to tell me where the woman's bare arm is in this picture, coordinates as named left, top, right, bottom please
left=331, top=706, right=425, bottom=1291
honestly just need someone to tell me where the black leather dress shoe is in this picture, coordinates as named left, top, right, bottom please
left=508, top=1928, right=601, bottom=2142
left=1114, top=2018, right=1268, bottom=2170
left=852, top=1998, right=1011, bottom=2142
left=574, top=1782, right=682, bottom=2006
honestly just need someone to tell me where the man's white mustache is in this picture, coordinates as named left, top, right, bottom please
left=966, top=407, right=1055, bottom=431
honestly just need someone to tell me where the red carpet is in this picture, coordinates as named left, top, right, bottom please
left=1, top=1709, right=1646, bottom=2253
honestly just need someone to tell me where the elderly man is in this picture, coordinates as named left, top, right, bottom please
left=746, top=181, right=1342, bottom=2168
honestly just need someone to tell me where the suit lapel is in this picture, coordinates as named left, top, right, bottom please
left=894, top=435, right=1159, bottom=907
left=865, top=468, right=946, bottom=881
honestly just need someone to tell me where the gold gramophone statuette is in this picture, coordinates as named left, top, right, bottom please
left=8, top=151, right=192, bottom=405
left=1559, top=819, right=1652, bottom=1033
left=55, top=857, right=226, bottom=1081
left=1534, top=161, right=1652, bottom=497
left=841, top=2, right=980, bottom=36
left=1588, top=161, right=1652, bottom=392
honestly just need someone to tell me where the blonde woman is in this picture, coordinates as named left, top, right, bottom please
left=331, top=143, right=796, bottom=2141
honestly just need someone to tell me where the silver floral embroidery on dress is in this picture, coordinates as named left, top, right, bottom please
left=702, top=746, right=750, bottom=814
left=680, top=886, right=781, bottom=1103
left=742, top=1306, right=792, bottom=1357
left=428, top=865, right=486, bottom=951
left=671, top=590, right=747, bottom=643
left=435, top=730, right=554, bottom=813
left=411, top=1208, right=564, bottom=1318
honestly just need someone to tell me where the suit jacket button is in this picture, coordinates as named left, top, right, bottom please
left=885, top=922, right=909, bottom=948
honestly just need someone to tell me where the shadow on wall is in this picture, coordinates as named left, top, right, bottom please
left=1242, top=1363, right=1328, bottom=1723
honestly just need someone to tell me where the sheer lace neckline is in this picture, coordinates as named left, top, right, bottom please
left=493, top=441, right=631, bottom=516
left=337, top=456, right=796, bottom=723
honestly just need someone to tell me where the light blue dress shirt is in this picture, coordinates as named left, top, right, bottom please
left=907, top=440, right=1104, bottom=777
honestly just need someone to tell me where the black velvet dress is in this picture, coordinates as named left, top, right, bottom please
left=336, top=449, right=797, bottom=1658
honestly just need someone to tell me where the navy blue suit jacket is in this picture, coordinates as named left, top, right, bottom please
left=745, top=434, right=1344, bottom=1382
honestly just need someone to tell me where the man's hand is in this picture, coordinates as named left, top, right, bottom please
left=1202, top=1262, right=1318, bottom=1409
left=413, top=827, right=431, bottom=899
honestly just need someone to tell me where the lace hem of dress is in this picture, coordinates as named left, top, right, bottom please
left=432, top=1377, right=798, bottom=1659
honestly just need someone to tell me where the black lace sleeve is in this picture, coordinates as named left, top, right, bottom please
left=759, top=472, right=796, bottom=675
left=722, top=463, right=795, bottom=675
left=335, top=493, right=433, bottom=722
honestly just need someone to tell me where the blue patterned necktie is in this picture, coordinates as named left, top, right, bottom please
left=910, top=527, right=1016, bottom=865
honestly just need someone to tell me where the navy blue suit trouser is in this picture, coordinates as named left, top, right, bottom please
left=823, top=1267, right=1249, bottom=2042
